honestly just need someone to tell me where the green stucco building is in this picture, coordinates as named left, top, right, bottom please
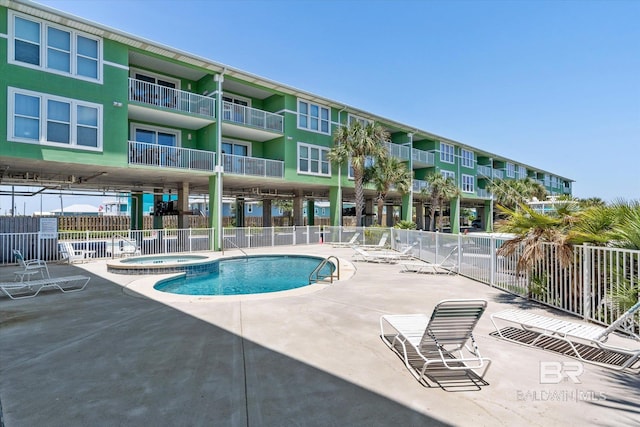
left=0, top=0, right=572, bottom=248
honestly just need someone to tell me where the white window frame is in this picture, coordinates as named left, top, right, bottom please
left=347, top=156, right=375, bottom=180
left=221, top=139, right=251, bottom=156
left=462, top=174, right=475, bottom=193
left=297, top=99, right=330, bottom=134
left=130, top=123, right=181, bottom=147
left=297, top=142, right=331, bottom=177
left=130, top=68, right=181, bottom=90
left=440, top=142, right=455, bottom=164
left=506, top=162, right=515, bottom=178
left=517, top=165, right=527, bottom=179
left=348, top=113, right=370, bottom=127
left=222, top=93, right=251, bottom=107
left=441, top=170, right=455, bottom=181
left=461, top=149, right=474, bottom=168
left=8, top=87, right=102, bottom=151
left=9, top=12, right=103, bottom=83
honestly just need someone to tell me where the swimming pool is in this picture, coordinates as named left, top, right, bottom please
left=107, top=254, right=212, bottom=275
left=154, top=255, right=334, bottom=296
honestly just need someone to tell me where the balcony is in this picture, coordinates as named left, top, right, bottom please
left=221, top=101, right=283, bottom=142
left=477, top=165, right=492, bottom=177
left=128, top=78, right=216, bottom=130
left=222, top=153, right=284, bottom=179
left=411, top=148, right=435, bottom=168
left=383, top=142, right=410, bottom=162
left=492, top=169, right=504, bottom=179
left=412, top=179, right=429, bottom=193
left=477, top=188, right=492, bottom=199
left=129, top=141, right=216, bottom=171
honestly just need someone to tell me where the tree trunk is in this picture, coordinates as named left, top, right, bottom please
left=354, top=170, right=365, bottom=227
left=377, top=195, right=384, bottom=226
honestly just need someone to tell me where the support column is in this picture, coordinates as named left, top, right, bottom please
left=293, top=192, right=303, bottom=226
left=209, top=175, right=221, bottom=250
left=153, top=190, right=163, bottom=229
left=177, top=182, right=190, bottom=229
left=365, top=198, right=374, bottom=227
left=307, top=200, right=315, bottom=226
left=401, top=193, right=412, bottom=223
left=131, top=192, right=144, bottom=230
left=329, top=186, right=342, bottom=226
left=262, top=199, right=272, bottom=227
left=236, top=197, right=245, bottom=228
left=415, top=201, right=424, bottom=230
left=450, top=196, right=461, bottom=235
left=483, top=199, right=493, bottom=232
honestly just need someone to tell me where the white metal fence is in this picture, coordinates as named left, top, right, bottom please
left=2, top=226, right=637, bottom=330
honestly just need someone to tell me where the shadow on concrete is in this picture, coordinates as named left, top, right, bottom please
left=1, top=268, right=450, bottom=426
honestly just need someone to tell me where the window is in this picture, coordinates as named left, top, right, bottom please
left=461, top=149, right=474, bottom=168
left=348, top=114, right=370, bottom=127
left=517, top=165, right=527, bottom=179
left=462, top=174, right=475, bottom=193
left=132, top=124, right=179, bottom=147
left=9, top=87, right=101, bottom=149
left=298, top=100, right=330, bottom=134
left=298, top=142, right=330, bottom=176
left=441, top=170, right=455, bottom=181
left=506, top=162, right=515, bottom=178
left=10, top=13, right=102, bottom=82
left=440, top=142, right=454, bottom=163
left=221, top=141, right=250, bottom=174
left=348, top=156, right=374, bottom=179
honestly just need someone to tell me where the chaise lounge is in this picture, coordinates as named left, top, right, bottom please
left=380, top=299, right=492, bottom=386
left=491, top=301, right=640, bottom=372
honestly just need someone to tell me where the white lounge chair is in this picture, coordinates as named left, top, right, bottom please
left=12, top=249, right=50, bottom=281
left=400, top=246, right=458, bottom=274
left=358, top=232, right=389, bottom=250
left=491, top=301, right=640, bottom=371
left=0, top=275, right=90, bottom=299
left=59, top=242, right=95, bottom=264
left=331, top=232, right=360, bottom=248
left=106, top=238, right=141, bottom=257
left=352, top=246, right=400, bottom=263
left=380, top=299, right=491, bottom=385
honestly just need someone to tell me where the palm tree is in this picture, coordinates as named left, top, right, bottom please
left=421, top=173, right=460, bottom=231
left=364, top=156, right=412, bottom=226
left=488, top=178, right=547, bottom=210
left=328, top=121, right=389, bottom=227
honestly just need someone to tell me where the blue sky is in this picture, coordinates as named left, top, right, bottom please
left=3, top=0, right=639, bottom=214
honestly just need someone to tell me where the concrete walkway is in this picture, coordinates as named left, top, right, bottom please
left=1, top=245, right=639, bottom=426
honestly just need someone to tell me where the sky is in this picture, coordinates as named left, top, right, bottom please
left=2, top=0, right=639, bottom=214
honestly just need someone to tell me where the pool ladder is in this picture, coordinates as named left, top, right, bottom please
left=223, top=237, right=248, bottom=258
left=309, top=256, right=340, bottom=285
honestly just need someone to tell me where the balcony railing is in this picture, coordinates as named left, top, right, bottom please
left=129, top=141, right=215, bottom=171
left=412, top=179, right=429, bottom=193
left=222, top=101, right=283, bottom=133
left=492, top=169, right=504, bottom=179
left=383, top=141, right=410, bottom=161
left=477, top=188, right=492, bottom=199
left=129, top=78, right=215, bottom=117
left=411, top=148, right=435, bottom=166
left=477, top=165, right=492, bottom=177
left=223, top=153, right=284, bottom=179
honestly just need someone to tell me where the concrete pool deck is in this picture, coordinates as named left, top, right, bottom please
left=1, top=245, right=639, bottom=426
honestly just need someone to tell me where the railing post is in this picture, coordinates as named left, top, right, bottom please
left=457, top=232, right=462, bottom=274
left=306, top=225, right=310, bottom=245
left=582, top=244, right=591, bottom=320
left=271, top=226, right=275, bottom=247
left=490, top=235, right=496, bottom=287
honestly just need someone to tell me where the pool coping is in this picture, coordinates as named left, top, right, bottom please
left=120, top=251, right=357, bottom=303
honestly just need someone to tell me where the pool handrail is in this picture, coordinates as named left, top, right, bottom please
left=309, top=255, right=340, bottom=285
left=223, top=237, right=248, bottom=258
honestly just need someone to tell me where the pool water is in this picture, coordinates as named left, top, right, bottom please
left=154, top=255, right=334, bottom=296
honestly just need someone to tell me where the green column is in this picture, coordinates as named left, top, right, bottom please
left=401, top=193, right=412, bottom=223
left=307, top=200, right=315, bottom=226
left=449, top=196, right=460, bottom=234
left=208, top=175, right=221, bottom=251
left=329, top=186, right=341, bottom=226
left=131, top=192, right=144, bottom=230
left=483, top=199, right=493, bottom=232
